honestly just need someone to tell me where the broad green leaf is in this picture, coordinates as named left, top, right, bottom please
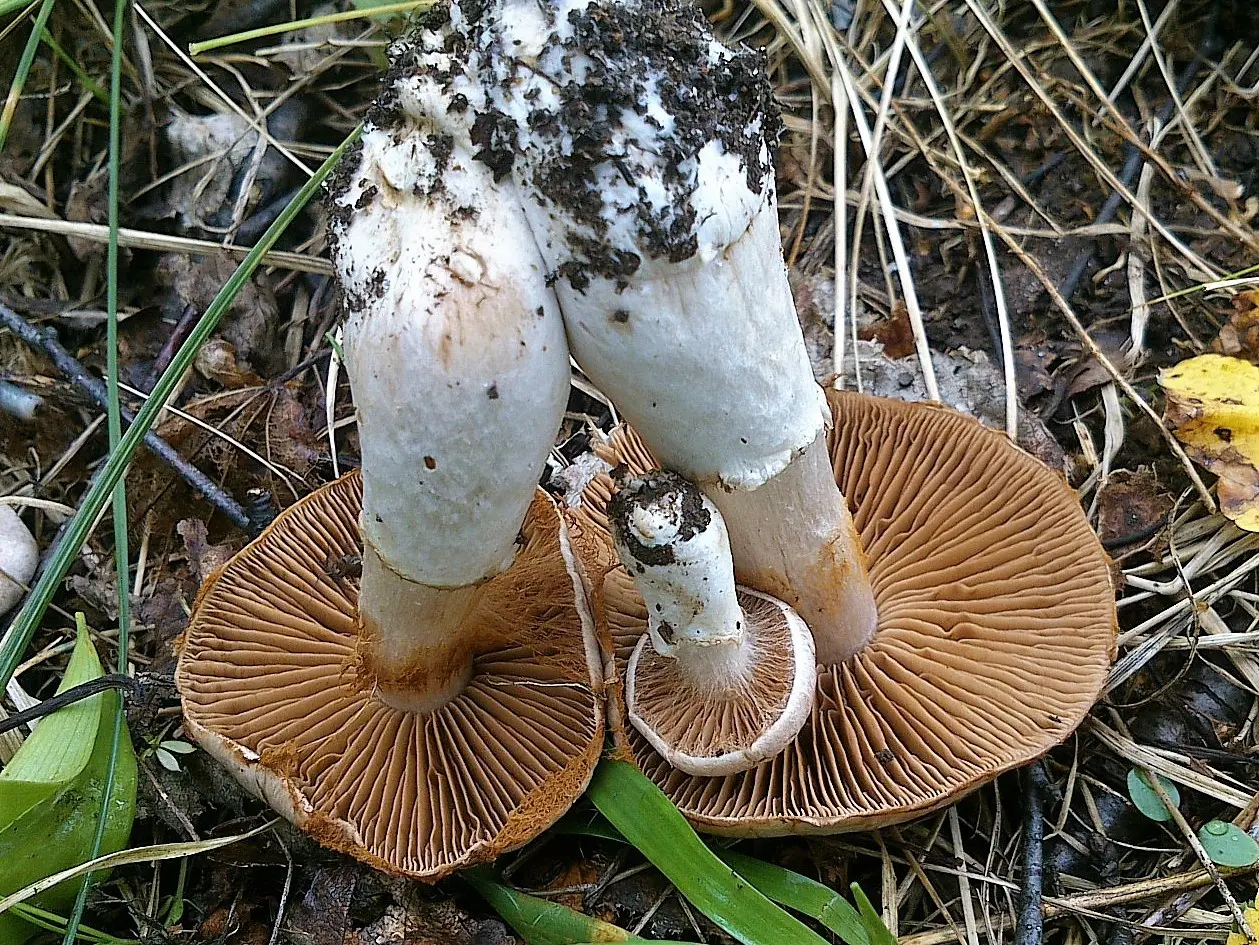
left=1198, top=822, right=1259, bottom=868
left=0, top=629, right=101, bottom=827
left=0, top=625, right=137, bottom=942
left=1126, top=768, right=1179, bottom=822
left=586, top=761, right=828, bottom=945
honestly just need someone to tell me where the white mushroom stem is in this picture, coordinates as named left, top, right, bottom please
left=0, top=505, right=38, bottom=618
left=462, top=0, right=878, bottom=663
left=328, top=27, right=570, bottom=713
left=609, top=471, right=752, bottom=689
left=710, top=435, right=877, bottom=665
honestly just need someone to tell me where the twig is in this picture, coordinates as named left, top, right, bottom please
left=0, top=379, right=42, bottom=420
left=0, top=673, right=134, bottom=735
left=1016, top=762, right=1049, bottom=945
left=0, top=302, right=253, bottom=530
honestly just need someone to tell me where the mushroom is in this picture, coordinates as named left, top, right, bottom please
left=459, top=0, right=878, bottom=665
left=0, top=505, right=38, bottom=617
left=421, top=0, right=1114, bottom=830
left=608, top=470, right=815, bottom=776
left=175, top=21, right=603, bottom=879
left=577, top=392, right=1116, bottom=834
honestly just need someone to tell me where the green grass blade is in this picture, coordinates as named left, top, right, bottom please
left=0, top=124, right=364, bottom=692
left=465, top=868, right=643, bottom=945
left=0, top=0, right=56, bottom=155
left=586, top=761, right=828, bottom=945
left=715, top=850, right=869, bottom=945
left=552, top=809, right=869, bottom=945
left=61, top=0, right=130, bottom=936
left=188, top=1, right=433, bottom=56
left=10, top=903, right=136, bottom=943
left=850, top=884, right=898, bottom=945
left=38, top=27, right=108, bottom=103
left=0, top=620, right=106, bottom=815
left=1, top=0, right=31, bottom=17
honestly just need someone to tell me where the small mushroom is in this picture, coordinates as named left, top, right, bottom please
left=579, top=394, right=1116, bottom=834
left=176, top=21, right=603, bottom=879
left=0, top=505, right=38, bottom=617
left=608, top=470, right=815, bottom=776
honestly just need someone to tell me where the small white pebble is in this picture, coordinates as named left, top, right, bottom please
left=0, top=505, right=38, bottom=616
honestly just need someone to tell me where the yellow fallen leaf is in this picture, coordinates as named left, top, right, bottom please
left=1225, top=897, right=1259, bottom=945
left=1158, top=354, right=1259, bottom=532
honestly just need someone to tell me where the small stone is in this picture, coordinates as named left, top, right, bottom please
left=0, top=505, right=38, bottom=616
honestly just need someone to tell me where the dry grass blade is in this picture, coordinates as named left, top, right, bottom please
left=0, top=821, right=277, bottom=917
left=986, top=222, right=1216, bottom=507
left=864, top=0, right=1016, bottom=436
left=1089, top=721, right=1252, bottom=809
left=0, top=214, right=333, bottom=273
left=832, top=50, right=938, bottom=399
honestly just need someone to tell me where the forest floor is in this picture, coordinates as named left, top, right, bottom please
left=1, top=0, right=1258, bottom=943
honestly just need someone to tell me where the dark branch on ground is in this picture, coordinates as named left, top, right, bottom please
left=0, top=301, right=253, bottom=531
left=0, top=673, right=135, bottom=735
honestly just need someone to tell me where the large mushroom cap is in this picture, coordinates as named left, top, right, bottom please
left=578, top=390, right=1116, bottom=835
left=176, top=472, right=604, bottom=877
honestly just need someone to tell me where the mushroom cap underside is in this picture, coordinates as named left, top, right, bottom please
left=176, top=472, right=604, bottom=878
left=574, top=390, right=1117, bottom=835
left=626, top=586, right=817, bottom=776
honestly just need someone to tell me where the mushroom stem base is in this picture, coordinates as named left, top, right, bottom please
left=708, top=432, right=878, bottom=666
left=669, top=635, right=757, bottom=694
left=357, top=541, right=478, bottom=715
